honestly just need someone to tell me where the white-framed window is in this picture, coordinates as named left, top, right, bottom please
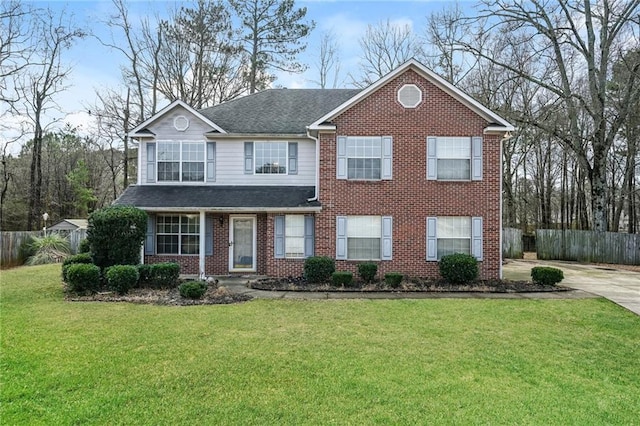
left=336, top=215, right=393, bottom=261
left=426, top=216, right=483, bottom=261
left=156, top=141, right=205, bottom=182
left=156, top=215, right=200, bottom=255
left=427, top=136, right=483, bottom=181
left=274, top=215, right=314, bottom=259
left=347, top=137, right=382, bottom=179
left=244, top=142, right=298, bottom=175
left=255, top=142, right=287, bottom=174
left=337, top=136, right=392, bottom=180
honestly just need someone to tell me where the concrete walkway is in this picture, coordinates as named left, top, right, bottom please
left=503, top=259, right=640, bottom=315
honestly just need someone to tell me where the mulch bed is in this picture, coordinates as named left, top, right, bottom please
left=66, top=286, right=252, bottom=306
left=249, top=276, right=571, bottom=293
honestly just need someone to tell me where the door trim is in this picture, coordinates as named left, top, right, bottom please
left=228, top=215, right=257, bottom=272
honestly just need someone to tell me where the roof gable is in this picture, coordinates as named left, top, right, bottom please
left=129, top=100, right=226, bottom=137
left=309, top=59, right=514, bottom=132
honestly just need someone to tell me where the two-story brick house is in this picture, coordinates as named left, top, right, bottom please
left=115, top=59, right=513, bottom=279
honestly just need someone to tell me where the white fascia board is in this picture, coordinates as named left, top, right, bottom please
left=204, top=133, right=309, bottom=140
left=139, top=206, right=322, bottom=213
left=484, top=125, right=515, bottom=134
left=307, top=124, right=337, bottom=131
left=128, top=99, right=227, bottom=137
left=309, top=58, right=514, bottom=131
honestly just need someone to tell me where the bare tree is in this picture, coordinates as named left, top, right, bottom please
left=310, top=30, right=341, bottom=88
left=18, top=8, right=84, bottom=230
left=156, top=0, right=248, bottom=107
left=455, top=0, right=640, bottom=231
left=354, top=19, right=424, bottom=86
left=229, top=0, right=315, bottom=93
left=1, top=0, right=31, bottom=104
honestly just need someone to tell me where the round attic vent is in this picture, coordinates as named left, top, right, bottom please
left=174, top=115, right=189, bottom=131
left=397, top=84, right=422, bottom=108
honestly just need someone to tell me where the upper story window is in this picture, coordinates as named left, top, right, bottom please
left=427, top=136, right=483, bottom=181
left=337, top=136, right=392, bottom=180
left=244, top=142, right=298, bottom=175
left=255, top=142, right=287, bottom=174
left=147, top=141, right=215, bottom=184
left=157, top=141, right=204, bottom=182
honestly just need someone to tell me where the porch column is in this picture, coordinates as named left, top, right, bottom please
left=199, top=210, right=206, bottom=279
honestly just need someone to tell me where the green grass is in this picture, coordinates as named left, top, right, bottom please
left=2, top=264, right=640, bottom=425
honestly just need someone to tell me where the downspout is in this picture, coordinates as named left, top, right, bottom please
left=306, top=127, right=319, bottom=202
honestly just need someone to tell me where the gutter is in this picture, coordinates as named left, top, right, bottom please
left=306, top=127, right=320, bottom=202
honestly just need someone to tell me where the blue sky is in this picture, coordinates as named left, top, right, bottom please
left=22, top=0, right=475, bottom=134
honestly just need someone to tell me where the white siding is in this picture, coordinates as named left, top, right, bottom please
left=147, top=105, right=211, bottom=141
left=139, top=137, right=315, bottom=186
left=215, top=139, right=315, bottom=186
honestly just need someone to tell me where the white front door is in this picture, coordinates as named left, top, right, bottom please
left=229, top=216, right=256, bottom=272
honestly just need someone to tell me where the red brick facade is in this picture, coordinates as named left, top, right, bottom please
left=143, top=67, right=504, bottom=279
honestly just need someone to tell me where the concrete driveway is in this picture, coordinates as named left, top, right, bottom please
left=504, top=259, right=640, bottom=315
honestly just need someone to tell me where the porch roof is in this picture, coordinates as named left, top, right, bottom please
left=113, top=185, right=321, bottom=211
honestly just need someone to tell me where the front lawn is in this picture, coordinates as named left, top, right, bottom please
left=2, top=264, right=639, bottom=424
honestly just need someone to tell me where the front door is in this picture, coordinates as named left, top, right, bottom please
left=229, top=216, right=256, bottom=272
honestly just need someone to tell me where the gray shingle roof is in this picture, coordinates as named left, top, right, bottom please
left=199, top=89, right=361, bottom=134
left=113, top=185, right=320, bottom=209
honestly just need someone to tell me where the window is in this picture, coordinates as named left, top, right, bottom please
left=337, top=136, right=392, bottom=180
left=336, top=216, right=393, bottom=260
left=255, top=142, right=287, bottom=174
left=274, top=215, right=314, bottom=259
left=156, top=215, right=200, bottom=255
left=157, top=141, right=206, bottom=182
left=437, top=217, right=471, bottom=258
left=426, top=216, right=483, bottom=261
left=244, top=142, right=297, bottom=175
left=347, top=137, right=381, bottom=179
left=427, top=137, right=482, bottom=181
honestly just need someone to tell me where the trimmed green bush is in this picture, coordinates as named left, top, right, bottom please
left=439, top=253, right=479, bottom=284
left=531, top=267, right=564, bottom=286
left=62, top=253, right=94, bottom=282
left=106, top=265, right=139, bottom=295
left=357, top=262, right=377, bottom=283
left=179, top=281, right=208, bottom=299
left=137, top=264, right=153, bottom=287
left=78, top=238, right=91, bottom=253
left=304, top=256, right=335, bottom=284
left=66, top=263, right=101, bottom=294
left=149, top=262, right=180, bottom=288
left=87, top=206, right=147, bottom=269
left=385, top=272, right=403, bottom=288
left=331, top=271, right=353, bottom=287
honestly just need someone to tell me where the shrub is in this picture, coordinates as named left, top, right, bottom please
left=106, top=265, right=139, bottom=295
left=66, top=263, right=101, bottom=294
left=331, top=271, right=353, bottom=287
left=385, top=272, right=403, bottom=288
left=357, top=262, right=378, bottom=283
left=78, top=238, right=91, bottom=253
left=531, top=267, right=564, bottom=286
left=304, top=256, right=335, bottom=284
left=179, top=281, right=208, bottom=299
left=62, top=253, right=94, bottom=282
left=439, top=253, right=479, bottom=284
left=26, top=234, right=71, bottom=265
left=87, top=206, right=147, bottom=269
left=137, top=264, right=153, bottom=287
left=149, top=262, right=180, bottom=288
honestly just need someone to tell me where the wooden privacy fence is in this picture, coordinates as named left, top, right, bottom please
left=502, top=227, right=523, bottom=259
left=0, top=229, right=87, bottom=268
left=537, top=229, right=640, bottom=265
